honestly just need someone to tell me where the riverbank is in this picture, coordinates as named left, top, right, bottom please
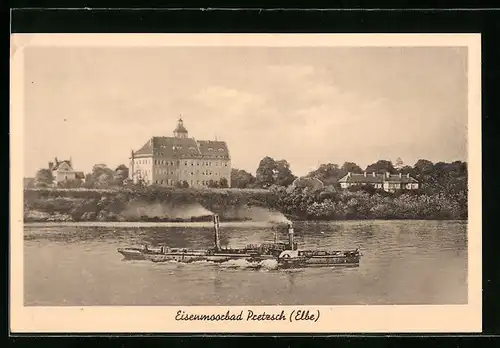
left=23, top=185, right=467, bottom=223
left=23, top=187, right=278, bottom=223
left=23, top=220, right=276, bottom=228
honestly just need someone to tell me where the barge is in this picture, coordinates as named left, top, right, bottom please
left=117, top=214, right=361, bottom=268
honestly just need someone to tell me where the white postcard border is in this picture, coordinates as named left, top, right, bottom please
left=10, top=33, right=482, bottom=333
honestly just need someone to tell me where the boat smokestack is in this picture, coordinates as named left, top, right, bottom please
left=213, top=214, right=221, bottom=251
left=288, top=222, right=295, bottom=250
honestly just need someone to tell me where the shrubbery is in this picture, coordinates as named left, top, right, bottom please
left=269, top=185, right=467, bottom=220
left=23, top=181, right=467, bottom=222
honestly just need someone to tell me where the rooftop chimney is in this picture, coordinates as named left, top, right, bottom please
left=48, top=162, right=54, bottom=170
left=363, top=172, right=367, bottom=177
left=399, top=173, right=402, bottom=178
left=54, top=157, right=58, bottom=165
left=372, top=172, right=376, bottom=177
left=385, top=172, right=390, bottom=178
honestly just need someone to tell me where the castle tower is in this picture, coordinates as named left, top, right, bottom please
left=173, top=116, right=188, bottom=138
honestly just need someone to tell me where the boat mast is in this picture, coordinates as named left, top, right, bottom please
left=213, top=214, right=221, bottom=251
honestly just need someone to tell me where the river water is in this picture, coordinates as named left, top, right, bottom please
left=24, top=220, right=467, bottom=306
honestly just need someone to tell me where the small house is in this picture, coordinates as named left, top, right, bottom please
left=338, top=172, right=419, bottom=192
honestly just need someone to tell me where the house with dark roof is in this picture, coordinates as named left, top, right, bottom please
left=338, top=172, right=419, bottom=192
left=130, top=117, right=231, bottom=188
left=48, top=157, right=85, bottom=185
left=292, top=177, right=325, bottom=190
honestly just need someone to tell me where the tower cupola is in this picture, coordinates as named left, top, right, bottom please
left=174, top=116, right=188, bottom=138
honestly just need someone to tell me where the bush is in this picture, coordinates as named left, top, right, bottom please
left=23, top=182, right=467, bottom=222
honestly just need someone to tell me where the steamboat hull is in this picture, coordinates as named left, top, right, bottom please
left=117, top=248, right=279, bottom=264
left=278, top=255, right=360, bottom=269
left=117, top=215, right=362, bottom=269
left=277, top=249, right=361, bottom=268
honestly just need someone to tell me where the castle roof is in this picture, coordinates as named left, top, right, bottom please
left=338, top=173, right=418, bottom=184
left=134, top=137, right=230, bottom=160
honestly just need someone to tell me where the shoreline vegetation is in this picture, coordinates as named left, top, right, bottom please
left=23, top=184, right=467, bottom=223
left=25, top=158, right=467, bottom=223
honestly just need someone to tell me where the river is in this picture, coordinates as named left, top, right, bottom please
left=24, top=220, right=467, bottom=306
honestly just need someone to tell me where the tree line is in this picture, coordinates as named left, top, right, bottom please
left=32, top=163, right=230, bottom=189
left=231, top=157, right=467, bottom=195
left=229, top=157, right=467, bottom=220
left=26, top=156, right=467, bottom=221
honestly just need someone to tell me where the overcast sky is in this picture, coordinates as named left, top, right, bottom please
left=23, top=46, right=468, bottom=177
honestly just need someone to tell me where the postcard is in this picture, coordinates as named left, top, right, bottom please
left=10, top=33, right=482, bottom=333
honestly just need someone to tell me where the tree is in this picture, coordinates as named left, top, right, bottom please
left=413, top=159, right=434, bottom=175
left=275, top=159, right=296, bottom=186
left=307, top=163, right=344, bottom=185
left=181, top=180, right=190, bottom=188
left=399, top=165, right=414, bottom=175
left=34, top=169, right=54, bottom=187
left=231, top=168, right=256, bottom=188
left=90, top=164, right=114, bottom=188
left=394, top=157, right=405, bottom=171
left=219, top=177, right=229, bottom=188
left=114, top=164, right=129, bottom=186
left=365, top=160, right=395, bottom=174
left=341, top=162, right=363, bottom=174
left=255, top=156, right=277, bottom=188
left=82, top=173, right=95, bottom=188
left=58, top=178, right=83, bottom=189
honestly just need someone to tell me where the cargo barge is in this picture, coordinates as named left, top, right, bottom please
left=117, top=215, right=361, bottom=268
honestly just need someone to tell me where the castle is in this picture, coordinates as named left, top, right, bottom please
left=129, top=118, right=231, bottom=188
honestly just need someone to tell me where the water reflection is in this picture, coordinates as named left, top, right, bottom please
left=24, top=220, right=468, bottom=306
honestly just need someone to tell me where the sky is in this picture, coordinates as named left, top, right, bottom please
left=23, top=46, right=468, bottom=177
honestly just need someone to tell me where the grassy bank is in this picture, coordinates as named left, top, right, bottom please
left=23, top=185, right=467, bottom=223
left=23, top=187, right=276, bottom=222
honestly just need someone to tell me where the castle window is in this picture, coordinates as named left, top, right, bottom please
left=185, top=162, right=188, bottom=166
left=225, top=163, right=228, bottom=166
left=189, top=146, right=195, bottom=151
left=218, top=148, right=224, bottom=152
left=208, top=147, right=214, bottom=151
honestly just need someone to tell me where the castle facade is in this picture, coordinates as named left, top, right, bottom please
left=130, top=118, right=231, bottom=188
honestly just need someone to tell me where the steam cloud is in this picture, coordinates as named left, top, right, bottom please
left=122, top=202, right=213, bottom=219
left=235, top=206, right=292, bottom=225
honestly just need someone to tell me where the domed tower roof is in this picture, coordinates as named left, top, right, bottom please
left=174, top=117, right=188, bottom=138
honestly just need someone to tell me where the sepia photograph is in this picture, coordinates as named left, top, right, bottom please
left=10, top=34, right=482, bottom=333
